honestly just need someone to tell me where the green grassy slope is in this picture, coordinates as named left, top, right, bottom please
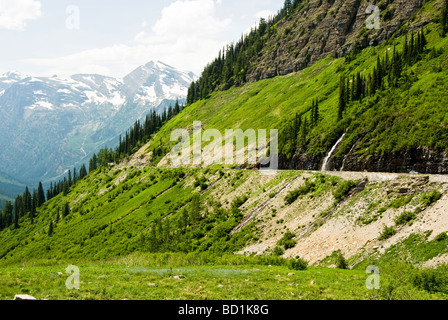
left=2, top=1, right=448, bottom=301
left=146, top=19, right=448, bottom=170
left=1, top=263, right=441, bottom=300
left=1, top=164, right=448, bottom=300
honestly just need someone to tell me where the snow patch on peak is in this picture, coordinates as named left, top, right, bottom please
left=27, top=100, right=54, bottom=111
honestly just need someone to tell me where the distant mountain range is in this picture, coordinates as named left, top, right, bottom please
left=0, top=61, right=196, bottom=191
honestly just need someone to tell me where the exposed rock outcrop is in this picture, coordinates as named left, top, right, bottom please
left=279, top=146, right=448, bottom=174
left=246, top=0, right=431, bottom=83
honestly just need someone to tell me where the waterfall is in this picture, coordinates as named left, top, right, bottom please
left=321, top=133, right=345, bottom=171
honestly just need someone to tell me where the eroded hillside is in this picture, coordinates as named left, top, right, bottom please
left=1, top=142, right=447, bottom=270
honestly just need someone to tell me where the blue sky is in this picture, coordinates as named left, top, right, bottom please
left=0, top=0, right=282, bottom=77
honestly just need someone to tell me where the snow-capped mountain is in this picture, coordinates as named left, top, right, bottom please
left=0, top=61, right=196, bottom=187
left=123, top=61, right=196, bottom=109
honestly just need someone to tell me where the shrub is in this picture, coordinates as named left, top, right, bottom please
left=277, top=231, right=297, bottom=250
left=411, top=265, right=448, bottom=294
left=284, top=181, right=315, bottom=205
left=333, top=180, right=357, bottom=203
left=389, top=195, right=413, bottom=209
left=336, top=252, right=348, bottom=269
left=422, top=190, right=442, bottom=207
left=200, top=183, right=208, bottom=191
left=288, top=256, right=308, bottom=270
left=272, top=246, right=284, bottom=256
left=394, top=211, right=416, bottom=225
left=435, top=232, right=448, bottom=242
left=231, top=195, right=249, bottom=210
left=379, top=225, right=396, bottom=241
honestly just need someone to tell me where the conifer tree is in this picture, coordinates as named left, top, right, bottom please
left=3, top=201, right=13, bottom=229
left=73, top=168, right=77, bottom=184
left=55, top=207, right=60, bottom=224
left=410, top=32, right=415, bottom=62
left=68, top=170, right=72, bottom=187
left=14, top=209, right=19, bottom=229
left=350, top=75, right=355, bottom=101
left=419, top=28, right=427, bottom=52
left=403, top=34, right=409, bottom=63
left=345, top=77, right=350, bottom=104
left=355, top=72, right=363, bottom=100
left=300, top=116, right=308, bottom=142
left=48, top=220, right=54, bottom=236
left=79, top=165, right=87, bottom=180
left=24, top=186, right=32, bottom=213
left=338, top=76, right=346, bottom=121
left=13, top=197, right=22, bottom=228
left=63, top=202, right=70, bottom=218
left=37, top=182, right=45, bottom=207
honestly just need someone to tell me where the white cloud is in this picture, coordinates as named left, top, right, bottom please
left=22, top=0, right=232, bottom=77
left=255, top=10, right=275, bottom=20
left=139, top=0, right=231, bottom=43
left=0, top=0, right=42, bottom=30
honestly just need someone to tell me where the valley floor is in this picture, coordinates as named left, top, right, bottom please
left=0, top=262, right=444, bottom=300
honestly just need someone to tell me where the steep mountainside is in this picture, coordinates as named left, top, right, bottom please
left=246, top=0, right=428, bottom=82
left=1, top=0, right=448, bottom=301
left=188, top=0, right=433, bottom=103
left=154, top=0, right=448, bottom=175
left=1, top=152, right=447, bottom=272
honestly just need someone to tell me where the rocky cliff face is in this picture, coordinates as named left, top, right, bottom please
left=246, top=0, right=429, bottom=83
left=279, top=146, right=448, bottom=174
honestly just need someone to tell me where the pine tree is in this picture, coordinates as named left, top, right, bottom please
left=419, top=28, right=427, bottom=52
left=3, top=201, right=13, bottom=228
left=345, top=77, right=350, bottom=104
left=73, top=168, right=77, bottom=184
left=68, top=170, right=72, bottom=187
left=23, top=186, right=32, bottom=213
left=355, top=72, right=363, bottom=100
left=47, top=182, right=53, bottom=201
left=293, top=113, right=300, bottom=145
left=37, top=182, right=45, bottom=207
left=410, top=32, right=415, bottom=63
left=403, top=34, right=409, bottom=64
left=300, top=116, right=308, bottom=142
left=376, top=56, right=383, bottom=90
left=63, top=202, right=70, bottom=218
left=30, top=189, right=37, bottom=223
left=350, top=75, right=355, bottom=101
left=371, top=67, right=378, bottom=95
left=284, top=0, right=292, bottom=16
left=14, top=210, right=19, bottom=229
left=174, top=99, right=180, bottom=114
left=13, top=197, right=22, bottom=228
left=89, top=154, right=98, bottom=173
left=338, top=76, right=346, bottom=121
left=79, top=165, right=87, bottom=180
left=48, top=220, right=54, bottom=236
